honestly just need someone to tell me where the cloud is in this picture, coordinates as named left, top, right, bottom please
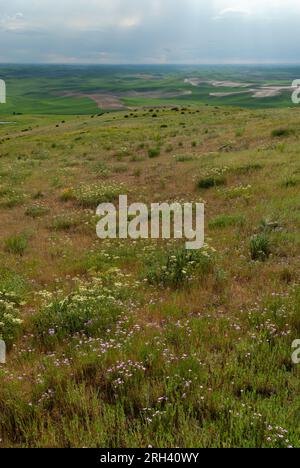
left=0, top=12, right=26, bottom=32
left=0, top=0, right=299, bottom=63
left=214, top=7, right=251, bottom=20
left=119, top=16, right=141, bottom=28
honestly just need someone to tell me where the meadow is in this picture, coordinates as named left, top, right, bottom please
left=1, top=67, right=300, bottom=447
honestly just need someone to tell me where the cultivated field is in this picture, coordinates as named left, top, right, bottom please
left=1, top=98, right=300, bottom=447
left=1, top=65, right=300, bottom=115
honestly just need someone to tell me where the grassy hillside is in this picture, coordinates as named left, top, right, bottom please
left=1, top=105, right=300, bottom=447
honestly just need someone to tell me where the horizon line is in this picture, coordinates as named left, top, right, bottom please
left=1, top=62, right=300, bottom=67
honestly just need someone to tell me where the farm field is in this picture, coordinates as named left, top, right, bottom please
left=1, top=100, right=300, bottom=447
left=1, top=65, right=300, bottom=115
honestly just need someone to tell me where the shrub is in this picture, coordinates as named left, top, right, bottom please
left=4, top=234, right=28, bottom=256
left=62, top=183, right=124, bottom=208
left=0, top=290, right=23, bottom=347
left=32, top=191, right=45, bottom=200
left=113, top=164, right=128, bottom=174
left=282, top=177, right=300, bottom=188
left=250, top=234, right=271, bottom=261
left=0, top=188, right=25, bottom=208
left=257, top=219, right=282, bottom=237
left=0, top=268, right=27, bottom=296
left=93, top=161, right=111, bottom=177
left=235, top=128, right=245, bottom=137
left=148, top=148, right=160, bottom=158
left=165, top=144, right=173, bottom=153
left=198, top=175, right=226, bottom=189
left=175, top=155, right=195, bottom=162
left=33, top=273, right=131, bottom=344
left=25, top=205, right=49, bottom=218
left=221, top=184, right=252, bottom=200
left=49, top=214, right=83, bottom=231
left=60, top=188, right=76, bottom=202
left=145, top=245, right=215, bottom=288
left=271, top=128, right=294, bottom=138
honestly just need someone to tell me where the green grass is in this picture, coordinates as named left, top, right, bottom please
left=25, top=205, right=50, bottom=218
left=4, top=234, right=28, bottom=256
left=209, top=215, right=245, bottom=229
left=1, top=96, right=300, bottom=448
left=250, top=234, right=272, bottom=261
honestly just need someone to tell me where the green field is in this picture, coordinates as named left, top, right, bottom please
left=0, top=65, right=299, bottom=115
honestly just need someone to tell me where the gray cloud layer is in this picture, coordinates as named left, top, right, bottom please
left=0, top=0, right=299, bottom=63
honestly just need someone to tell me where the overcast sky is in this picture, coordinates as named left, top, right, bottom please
left=0, top=0, right=300, bottom=64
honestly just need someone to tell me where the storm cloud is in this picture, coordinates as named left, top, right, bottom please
left=0, top=0, right=299, bottom=63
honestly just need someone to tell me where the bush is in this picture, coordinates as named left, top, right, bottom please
left=165, top=144, right=173, bottom=153
left=49, top=214, right=83, bottom=231
left=4, top=234, right=28, bottom=256
left=33, top=273, right=130, bottom=344
left=175, top=155, right=195, bottom=162
left=145, top=245, right=215, bottom=289
left=148, top=148, right=160, bottom=158
left=25, top=205, right=49, bottom=218
left=198, top=175, right=226, bottom=189
left=60, top=188, right=76, bottom=202
left=62, top=183, right=124, bottom=208
left=271, top=128, right=294, bottom=138
left=93, top=161, right=111, bottom=177
left=0, top=269, right=27, bottom=298
left=0, top=189, right=25, bottom=208
left=282, top=177, right=300, bottom=188
left=0, top=290, right=23, bottom=347
left=250, top=234, right=271, bottom=261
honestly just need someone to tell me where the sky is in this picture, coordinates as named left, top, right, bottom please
left=0, top=0, right=300, bottom=64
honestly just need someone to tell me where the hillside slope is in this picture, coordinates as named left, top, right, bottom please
left=1, top=105, right=300, bottom=447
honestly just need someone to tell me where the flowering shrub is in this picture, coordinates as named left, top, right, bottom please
left=49, top=213, right=84, bottom=231
left=70, top=183, right=125, bottom=208
left=145, top=244, right=215, bottom=288
left=197, top=167, right=228, bottom=189
left=0, top=290, right=23, bottom=346
left=219, top=184, right=252, bottom=200
left=34, top=270, right=133, bottom=344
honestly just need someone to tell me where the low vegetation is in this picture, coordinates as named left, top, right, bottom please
left=1, top=103, right=300, bottom=448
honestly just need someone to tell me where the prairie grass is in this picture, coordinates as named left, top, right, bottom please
left=1, top=106, right=300, bottom=448
left=4, top=234, right=28, bottom=256
left=25, top=205, right=50, bottom=218
left=250, top=234, right=272, bottom=261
